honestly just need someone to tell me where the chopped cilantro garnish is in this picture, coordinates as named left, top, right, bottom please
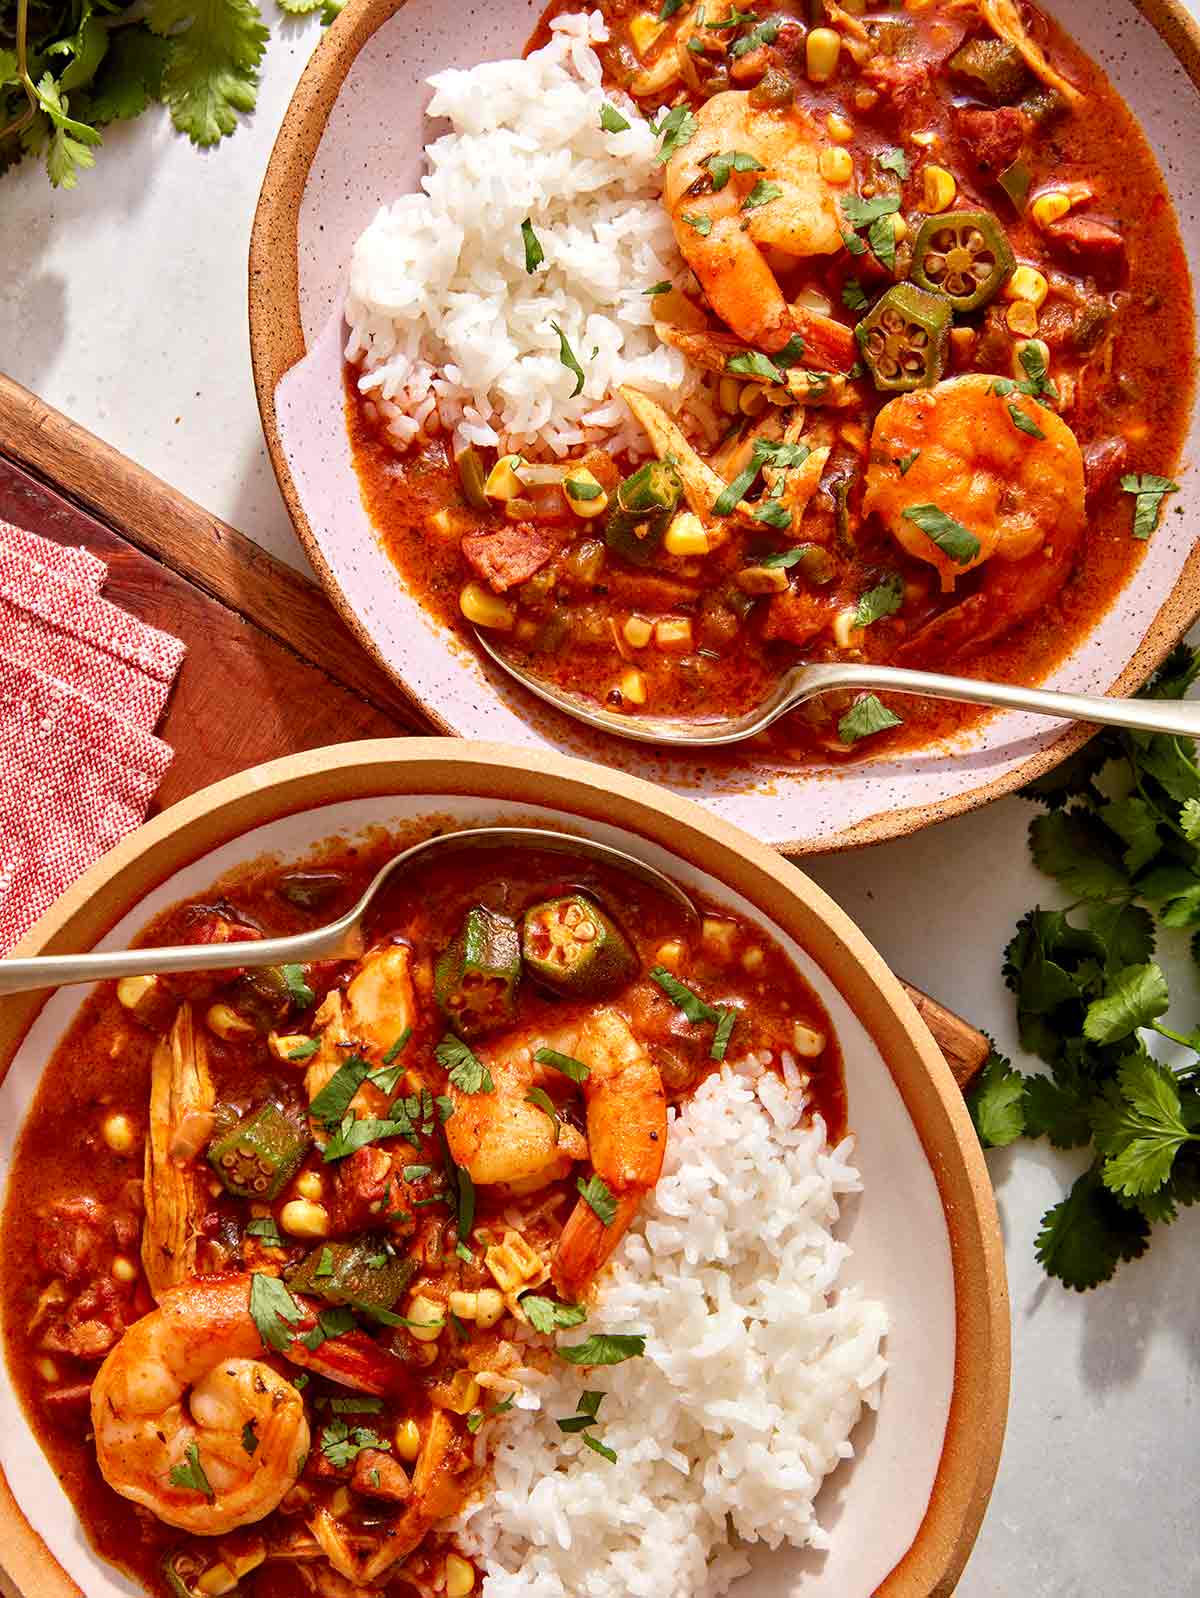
left=436, top=1034, right=494, bottom=1095
left=557, top=1333, right=647, bottom=1366
left=169, top=1442, right=214, bottom=1500
left=649, top=966, right=719, bottom=1024
left=525, top=1085, right=561, bottom=1141
left=838, top=694, right=904, bottom=745
left=309, top=1053, right=373, bottom=1125
left=655, top=104, right=697, bottom=163
left=599, top=103, right=630, bottom=133
left=286, top=1038, right=320, bottom=1061
left=900, top=503, right=981, bottom=565
left=711, top=1008, right=737, bottom=1062
left=1008, top=402, right=1046, bottom=440
left=742, top=178, right=782, bottom=211
left=681, top=211, right=713, bottom=236
left=705, top=148, right=764, bottom=192
left=281, top=964, right=314, bottom=1009
left=535, top=1046, right=590, bottom=1083
left=249, top=1272, right=304, bottom=1353
left=841, top=278, right=868, bottom=312
left=878, top=146, right=909, bottom=179
left=521, top=217, right=544, bottom=274
left=241, top=1421, right=258, bottom=1456
left=853, top=573, right=905, bottom=628
left=521, top=1293, right=588, bottom=1334
left=1121, top=473, right=1179, bottom=541
left=576, top=1174, right=617, bottom=1226
left=245, top=1216, right=283, bottom=1248
left=550, top=322, right=586, bottom=398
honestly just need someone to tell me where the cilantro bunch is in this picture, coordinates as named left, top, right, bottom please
left=0, top=0, right=336, bottom=190
left=969, top=644, right=1200, bottom=1289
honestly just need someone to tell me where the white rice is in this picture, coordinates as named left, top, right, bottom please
left=458, top=1057, right=889, bottom=1598
left=343, top=11, right=703, bottom=458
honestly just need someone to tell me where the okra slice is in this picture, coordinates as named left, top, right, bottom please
left=909, top=210, right=1014, bottom=312
left=286, top=1238, right=417, bottom=1315
left=604, top=460, right=682, bottom=567
left=856, top=282, right=952, bottom=393
left=435, top=905, right=521, bottom=1038
left=522, top=893, right=636, bottom=996
left=207, top=1101, right=311, bottom=1200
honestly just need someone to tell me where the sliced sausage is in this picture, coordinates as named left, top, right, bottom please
left=760, top=590, right=832, bottom=647
left=953, top=105, right=1027, bottom=175
left=1043, top=216, right=1127, bottom=286
left=461, top=524, right=555, bottom=593
left=1083, top=437, right=1129, bottom=505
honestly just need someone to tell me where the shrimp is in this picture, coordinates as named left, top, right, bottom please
left=552, top=1008, right=667, bottom=1298
left=142, top=1003, right=214, bottom=1300
left=90, top=1274, right=309, bottom=1535
left=306, top=942, right=416, bottom=1118
left=446, top=1016, right=590, bottom=1188
left=862, top=373, right=1085, bottom=659
left=663, top=90, right=844, bottom=353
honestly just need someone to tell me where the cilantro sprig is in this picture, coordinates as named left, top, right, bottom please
left=967, top=645, right=1200, bottom=1289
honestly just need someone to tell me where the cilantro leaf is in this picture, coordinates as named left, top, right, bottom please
left=1034, top=1166, right=1150, bottom=1291
left=900, top=503, right=981, bottom=565
left=169, top=1441, right=215, bottom=1500
left=535, top=1046, right=590, bottom=1083
left=838, top=693, right=903, bottom=744
left=730, top=19, right=780, bottom=56
left=966, top=1052, right=1026, bottom=1148
left=147, top=0, right=268, bottom=147
left=1082, top=963, right=1170, bottom=1044
left=680, top=211, right=712, bottom=236
left=86, top=29, right=171, bottom=125
left=649, top=966, right=718, bottom=1024
left=655, top=105, right=697, bottom=163
left=550, top=322, right=586, bottom=398
left=1028, top=809, right=1131, bottom=900
left=280, top=963, right=315, bottom=1008
left=576, top=1173, right=617, bottom=1226
left=710, top=1008, right=737, bottom=1062
left=841, top=277, right=868, bottom=312
left=437, top=1034, right=494, bottom=1095
left=599, top=103, right=630, bottom=134
left=877, top=146, right=909, bottom=179
left=1093, top=1053, right=1197, bottom=1197
left=1007, top=401, right=1046, bottom=439
left=1084, top=901, right=1155, bottom=972
left=521, top=217, right=544, bottom=273
left=750, top=497, right=792, bottom=529
left=525, top=1086, right=561, bottom=1141
left=322, top=1114, right=410, bottom=1163
left=1016, top=340, right=1057, bottom=399
left=245, top=1215, right=284, bottom=1248
left=853, top=573, right=904, bottom=628
left=241, top=1420, right=259, bottom=1455
left=706, top=148, right=763, bottom=191
left=840, top=192, right=900, bottom=229
left=583, top=1433, right=618, bottom=1462
left=520, top=1294, right=588, bottom=1335
left=249, top=1272, right=304, bottom=1352
left=557, top=1333, right=647, bottom=1365
left=742, top=178, right=783, bottom=211
left=868, top=212, right=898, bottom=271
left=1023, top=1073, right=1095, bottom=1149
left=725, top=349, right=783, bottom=385
left=309, top=1054, right=373, bottom=1125
left=1121, top=473, right=1179, bottom=540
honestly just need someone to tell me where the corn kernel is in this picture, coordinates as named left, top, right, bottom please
left=742, top=946, right=765, bottom=973
left=102, top=1112, right=136, bottom=1154
left=1006, top=301, right=1039, bottom=337
left=446, top=1554, right=477, bottom=1598
left=483, top=454, right=525, bottom=502
left=436, top=1371, right=481, bottom=1414
left=888, top=212, right=908, bottom=245
left=622, top=615, right=653, bottom=649
left=205, top=1004, right=255, bottom=1042
left=629, top=11, right=665, bottom=58
left=116, top=974, right=158, bottom=1012
left=950, top=325, right=977, bottom=363
left=562, top=467, right=608, bottom=519
left=294, top=1169, right=324, bottom=1203
left=655, top=940, right=685, bottom=972
left=229, top=1544, right=266, bottom=1580
left=196, top=1566, right=238, bottom=1597
left=832, top=606, right=865, bottom=650
left=819, top=147, right=853, bottom=184
left=475, top=1288, right=506, bottom=1329
left=1004, top=265, right=1048, bottom=308
left=739, top=383, right=768, bottom=416
left=1031, top=190, right=1071, bottom=228
left=717, top=376, right=741, bottom=415
left=485, top=1231, right=542, bottom=1294
left=459, top=582, right=515, bottom=632
left=701, top=918, right=737, bottom=959
left=36, top=1357, right=59, bottom=1383
left=806, top=28, right=842, bottom=82
left=793, top=286, right=833, bottom=316
left=449, top=1290, right=479, bottom=1321
left=854, top=87, right=879, bottom=111
left=826, top=111, right=854, bottom=143
left=406, top=1293, right=445, bottom=1342
left=268, top=1032, right=313, bottom=1064
left=654, top=617, right=693, bottom=653
left=395, top=1419, right=421, bottom=1461
left=279, top=1199, right=329, bottom=1239
left=910, top=129, right=939, bottom=147
left=919, top=164, right=956, bottom=213
left=619, top=668, right=648, bottom=706
left=792, top=1022, right=828, bottom=1057
left=112, top=1255, right=138, bottom=1284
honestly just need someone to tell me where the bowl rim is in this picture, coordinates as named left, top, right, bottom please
left=0, top=739, right=1007, bottom=1597
left=247, top=0, right=1200, bottom=854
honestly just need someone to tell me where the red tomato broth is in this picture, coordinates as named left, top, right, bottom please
left=1, top=825, right=842, bottom=1597
left=345, top=0, right=1192, bottom=768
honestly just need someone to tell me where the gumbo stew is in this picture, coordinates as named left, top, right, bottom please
left=347, top=0, right=1192, bottom=762
left=1, top=830, right=841, bottom=1597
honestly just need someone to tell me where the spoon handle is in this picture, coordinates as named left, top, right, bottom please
left=801, top=662, right=1200, bottom=739
left=0, top=930, right=335, bottom=998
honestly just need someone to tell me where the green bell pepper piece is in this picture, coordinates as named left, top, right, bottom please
left=948, top=37, right=1029, bottom=102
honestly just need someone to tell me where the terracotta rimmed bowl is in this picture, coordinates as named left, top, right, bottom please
left=0, top=742, right=1006, bottom=1597
left=249, top=0, right=1200, bottom=853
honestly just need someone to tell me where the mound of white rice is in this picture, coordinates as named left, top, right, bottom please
left=458, top=1058, right=889, bottom=1598
left=344, top=11, right=702, bottom=457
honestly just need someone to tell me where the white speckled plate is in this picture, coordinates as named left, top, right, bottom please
left=0, top=744, right=1007, bottom=1597
left=249, top=0, right=1200, bottom=851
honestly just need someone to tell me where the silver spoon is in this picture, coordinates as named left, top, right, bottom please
left=475, top=631, right=1200, bottom=746
left=0, top=827, right=697, bottom=998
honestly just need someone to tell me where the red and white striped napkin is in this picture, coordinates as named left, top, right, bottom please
left=0, top=518, right=185, bottom=954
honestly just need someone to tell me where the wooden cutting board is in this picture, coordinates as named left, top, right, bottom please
left=0, top=373, right=988, bottom=1087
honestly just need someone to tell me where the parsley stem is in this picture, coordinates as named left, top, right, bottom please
left=1152, top=1022, right=1200, bottom=1058
left=0, top=0, right=39, bottom=143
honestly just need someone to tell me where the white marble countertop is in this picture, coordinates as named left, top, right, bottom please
left=2, top=20, right=1197, bottom=1595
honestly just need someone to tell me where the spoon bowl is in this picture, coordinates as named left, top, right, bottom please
left=0, top=827, right=697, bottom=998
left=474, top=630, right=1200, bottom=746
